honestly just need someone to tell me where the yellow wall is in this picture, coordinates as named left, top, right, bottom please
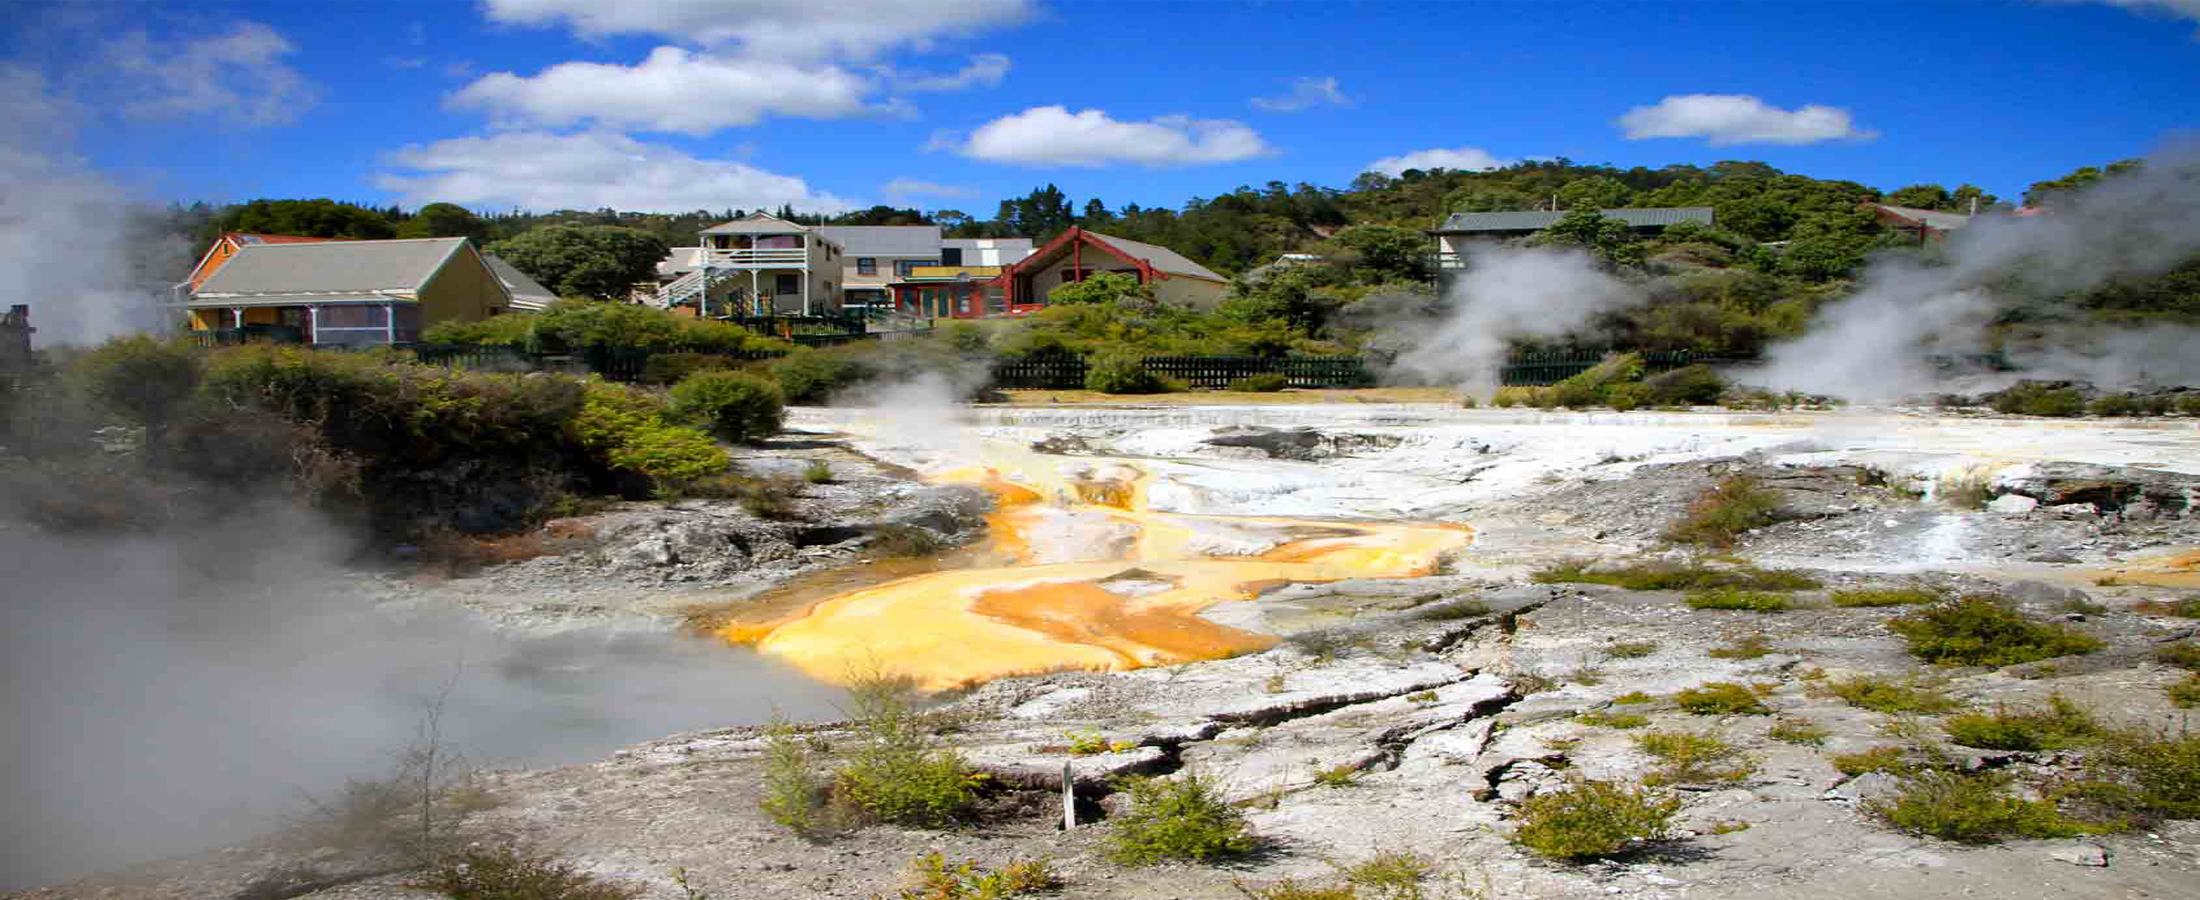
left=415, top=245, right=503, bottom=327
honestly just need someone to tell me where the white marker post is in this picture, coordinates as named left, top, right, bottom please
left=1062, top=760, right=1076, bottom=830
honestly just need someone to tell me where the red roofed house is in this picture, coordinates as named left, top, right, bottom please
left=989, top=227, right=1228, bottom=315
left=186, top=232, right=343, bottom=289
left=1864, top=204, right=1973, bottom=243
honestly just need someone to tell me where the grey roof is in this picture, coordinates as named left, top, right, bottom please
left=1872, top=204, right=1972, bottom=231
left=657, top=247, right=705, bottom=277
left=191, top=238, right=470, bottom=302
left=814, top=225, right=942, bottom=257
left=1083, top=231, right=1227, bottom=282
left=700, top=213, right=812, bottom=235
left=1432, top=207, right=1716, bottom=233
left=484, top=254, right=556, bottom=310
left=942, top=238, right=1034, bottom=266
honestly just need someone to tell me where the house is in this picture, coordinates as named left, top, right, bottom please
left=483, top=254, right=557, bottom=311
left=809, top=227, right=1034, bottom=314
left=991, top=227, right=1228, bottom=310
left=889, top=265, right=1008, bottom=319
left=183, top=232, right=344, bottom=290
left=1865, top=203, right=1972, bottom=243
left=654, top=213, right=845, bottom=317
left=185, top=237, right=521, bottom=346
left=1429, top=207, right=1717, bottom=270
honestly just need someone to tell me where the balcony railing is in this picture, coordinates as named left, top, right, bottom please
left=1431, top=251, right=1468, bottom=270
left=701, top=248, right=809, bottom=267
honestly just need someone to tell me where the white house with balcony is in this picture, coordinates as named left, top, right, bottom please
left=654, top=213, right=844, bottom=316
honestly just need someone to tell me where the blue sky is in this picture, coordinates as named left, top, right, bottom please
left=6, top=0, right=2198, bottom=220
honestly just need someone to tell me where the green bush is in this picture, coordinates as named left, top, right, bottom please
left=1084, top=353, right=1179, bottom=395
left=1635, top=729, right=1756, bottom=783
left=770, top=347, right=872, bottom=404
left=830, top=668, right=977, bottom=829
left=1106, top=772, right=1254, bottom=865
left=1665, top=474, right=1785, bottom=547
left=1509, top=779, right=1680, bottom=859
left=640, top=351, right=735, bottom=386
left=2180, top=393, right=2200, bottom=416
left=1533, top=559, right=1818, bottom=591
left=1674, top=682, right=1769, bottom=716
left=1577, top=710, right=1650, bottom=729
left=2084, top=727, right=2200, bottom=818
left=1832, top=746, right=1931, bottom=777
left=2157, top=642, right=2200, bottom=669
left=804, top=459, right=834, bottom=484
left=1685, top=588, right=1791, bottom=612
left=1705, top=633, right=1777, bottom=659
left=68, top=335, right=204, bottom=445
left=2169, top=673, right=2200, bottom=709
left=1227, top=372, right=1290, bottom=393
left=1768, top=719, right=1830, bottom=746
left=1887, top=596, right=2104, bottom=667
left=1868, top=771, right=2088, bottom=844
left=1545, top=352, right=1644, bottom=409
left=2090, top=393, right=2136, bottom=417
left=1989, top=382, right=2086, bottom=417
left=668, top=370, right=785, bottom=442
left=1604, top=382, right=1651, bottom=411
left=1831, top=588, right=1941, bottom=607
left=1643, top=365, right=1728, bottom=405
left=1826, top=677, right=1958, bottom=714
left=420, top=844, right=641, bottom=900
left=1604, top=640, right=1660, bottom=659
left=758, top=714, right=826, bottom=834
left=896, top=853, right=1058, bottom=900
left=1944, top=695, right=2105, bottom=751
left=605, top=424, right=730, bottom=492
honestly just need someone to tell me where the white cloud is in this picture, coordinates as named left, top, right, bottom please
left=883, top=178, right=976, bottom=203
left=1250, top=76, right=1350, bottom=112
left=480, top=0, right=1033, bottom=59
left=96, top=22, right=318, bottom=126
left=894, top=53, right=1011, bottom=92
left=953, top=106, right=1275, bottom=168
left=2077, top=0, right=2200, bottom=27
left=1616, top=93, right=1877, bottom=146
left=373, top=130, right=855, bottom=214
left=450, top=47, right=886, bottom=135
left=1363, top=147, right=1508, bottom=177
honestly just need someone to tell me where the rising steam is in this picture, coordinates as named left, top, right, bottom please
left=1391, top=245, right=1642, bottom=398
left=1757, top=149, right=2200, bottom=400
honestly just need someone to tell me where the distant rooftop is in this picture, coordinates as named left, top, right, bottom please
left=1432, top=207, right=1715, bottom=233
left=1869, top=204, right=1973, bottom=232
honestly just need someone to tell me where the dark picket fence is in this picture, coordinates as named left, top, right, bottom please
left=989, top=357, right=1088, bottom=389
left=988, top=355, right=1374, bottom=390
left=1497, top=350, right=1744, bottom=386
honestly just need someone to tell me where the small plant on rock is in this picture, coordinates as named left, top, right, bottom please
left=1832, top=745, right=1934, bottom=777
left=1577, top=710, right=1650, bottom=729
left=1943, top=695, right=2106, bottom=751
left=419, top=844, right=642, bottom=900
left=1227, top=373, right=1290, bottom=393
left=1867, top=771, right=2089, bottom=844
left=1831, top=587, right=1941, bottom=607
left=1687, top=588, right=1791, bottom=612
left=1635, top=730, right=1756, bottom=784
left=1509, top=779, right=1681, bottom=860
left=829, top=664, right=979, bottom=829
left=1312, top=763, right=1360, bottom=788
left=1768, top=719, right=1830, bottom=746
left=2082, top=725, right=2200, bottom=819
left=1706, top=633, right=1778, bottom=659
left=1603, top=640, right=1660, bottom=659
left=2167, top=672, right=2200, bottom=709
left=894, top=853, right=1059, bottom=900
left=757, top=713, right=827, bottom=834
left=1887, top=596, right=2103, bottom=667
left=2155, top=641, right=2200, bottom=669
left=1665, top=474, right=1785, bottom=548
left=1674, top=682, right=1769, bottom=715
left=804, top=459, right=834, bottom=484
left=1825, top=677, right=1958, bottom=715
left=1106, top=771, right=1255, bottom=866
left=1344, top=849, right=1434, bottom=900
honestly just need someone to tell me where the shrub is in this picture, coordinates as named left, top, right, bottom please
left=606, top=424, right=730, bottom=493
left=640, top=351, right=736, bottom=386
left=758, top=714, right=827, bottom=834
left=1944, top=695, right=2106, bottom=751
left=1705, top=633, right=1777, bottom=659
left=1576, top=710, right=1650, bottom=729
left=1832, top=746, right=1930, bottom=777
left=420, top=845, right=641, bottom=900
left=1106, top=771, right=1253, bottom=865
left=2084, top=727, right=2200, bottom=818
left=1084, top=353, right=1177, bottom=395
left=1344, top=849, right=1433, bottom=900
left=1227, top=372, right=1290, bottom=393
left=1312, top=763, right=1360, bottom=788
left=1989, top=382, right=2086, bottom=417
left=1868, top=771, right=2087, bottom=844
left=1674, top=682, right=1769, bottom=716
left=1643, top=365, right=1728, bottom=406
left=895, top=853, right=1059, bottom=900
left=1665, top=474, right=1784, bottom=547
left=1832, top=587, right=1941, bottom=607
left=2181, top=393, right=2200, bottom=416
left=770, top=347, right=871, bottom=404
left=1545, top=352, right=1644, bottom=410
left=2136, top=598, right=2200, bottom=618
left=1635, top=730, right=1755, bottom=784
left=1604, top=382, right=1652, bottom=412
left=1532, top=559, right=1818, bottom=591
left=1826, top=677, right=1958, bottom=714
left=2158, top=642, right=2200, bottom=669
left=2169, top=673, right=2200, bottom=709
left=1610, top=691, right=1654, bottom=705
left=803, top=459, right=834, bottom=484
left=1768, top=719, right=1829, bottom=746
left=1888, top=596, right=2104, bottom=667
left=1686, top=588, right=1790, bottom=612
left=1509, top=779, right=1680, bottom=859
left=2091, top=393, right=2136, bottom=417
left=830, top=668, right=977, bottom=829
left=1604, top=640, right=1659, bottom=659
left=668, top=370, right=785, bottom=442
left=68, top=335, right=204, bottom=446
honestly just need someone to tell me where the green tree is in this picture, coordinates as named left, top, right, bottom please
left=2024, top=158, right=2144, bottom=207
left=221, top=199, right=396, bottom=239
left=1556, top=176, right=1633, bottom=210
left=1884, top=184, right=1952, bottom=209
left=485, top=225, right=671, bottom=301
left=1046, top=271, right=1153, bottom=306
left=1535, top=208, right=1643, bottom=266
left=1329, top=224, right=1429, bottom=282
left=395, top=203, right=491, bottom=242
left=68, top=336, right=203, bottom=451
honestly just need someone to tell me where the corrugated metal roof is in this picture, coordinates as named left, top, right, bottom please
left=1432, top=207, right=1715, bottom=233
left=194, top=238, right=468, bottom=297
left=484, top=254, right=556, bottom=310
left=1082, top=231, right=1226, bottom=282
left=942, top=238, right=1034, bottom=266
left=815, top=225, right=942, bottom=257
left=233, top=233, right=342, bottom=245
left=700, top=213, right=812, bottom=234
left=1872, top=204, right=1972, bottom=231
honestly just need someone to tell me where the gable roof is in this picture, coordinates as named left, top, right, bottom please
left=814, top=225, right=942, bottom=257
left=190, top=237, right=474, bottom=305
left=700, top=213, right=811, bottom=235
left=185, top=232, right=346, bottom=288
left=1081, top=231, right=1226, bottom=282
left=484, top=254, right=556, bottom=311
left=1869, top=204, right=1972, bottom=232
left=1432, top=207, right=1715, bottom=233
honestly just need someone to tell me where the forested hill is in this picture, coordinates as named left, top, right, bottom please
left=163, top=157, right=2036, bottom=277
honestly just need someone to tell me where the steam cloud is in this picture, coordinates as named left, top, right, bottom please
left=1757, top=149, right=2200, bottom=400
left=0, top=505, right=844, bottom=890
left=1391, top=245, right=1642, bottom=398
left=0, top=64, right=188, bottom=347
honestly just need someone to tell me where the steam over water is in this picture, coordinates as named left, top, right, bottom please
left=0, top=516, right=844, bottom=891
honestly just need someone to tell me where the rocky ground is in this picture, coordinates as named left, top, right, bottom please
left=10, top=404, right=2200, bottom=900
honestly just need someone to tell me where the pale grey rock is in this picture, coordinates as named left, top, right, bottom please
left=1989, top=494, right=2040, bottom=515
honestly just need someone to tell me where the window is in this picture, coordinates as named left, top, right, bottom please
left=775, top=273, right=799, bottom=295
left=941, top=247, right=963, bottom=266
left=958, top=292, right=970, bottom=314
left=857, top=257, right=876, bottom=275
left=895, top=259, right=940, bottom=278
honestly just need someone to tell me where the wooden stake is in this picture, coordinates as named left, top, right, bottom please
left=1062, top=760, right=1075, bottom=830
